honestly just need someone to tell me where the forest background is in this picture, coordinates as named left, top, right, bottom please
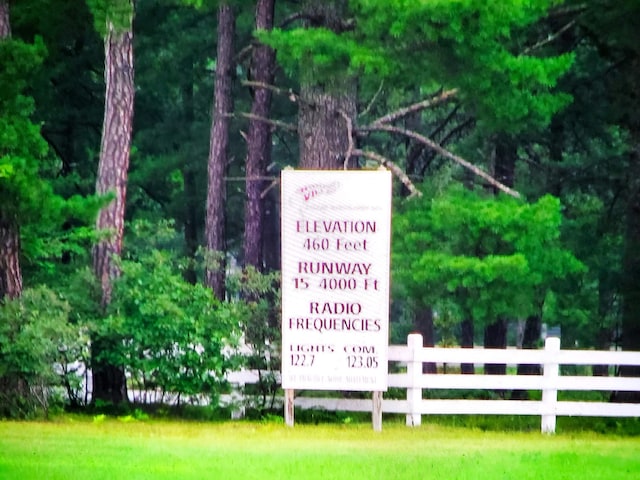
left=1, top=0, right=639, bottom=418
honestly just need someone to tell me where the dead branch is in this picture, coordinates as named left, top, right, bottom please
left=521, top=19, right=577, bottom=55
left=338, top=109, right=355, bottom=169
left=359, top=80, right=385, bottom=118
left=237, top=112, right=297, bottom=132
left=351, top=148, right=422, bottom=198
left=361, top=124, right=521, bottom=198
left=241, top=80, right=302, bottom=104
left=234, top=44, right=254, bottom=65
left=339, top=109, right=422, bottom=196
left=371, top=89, right=458, bottom=126
left=279, top=12, right=308, bottom=29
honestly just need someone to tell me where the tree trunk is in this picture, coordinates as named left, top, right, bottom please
left=93, top=20, right=134, bottom=307
left=0, top=216, right=21, bottom=301
left=298, top=1, right=356, bottom=170
left=243, top=0, right=275, bottom=270
left=0, top=1, right=21, bottom=302
left=414, top=307, right=436, bottom=373
left=460, top=319, right=475, bottom=374
left=299, top=82, right=356, bottom=169
left=204, top=3, right=235, bottom=300
left=484, top=318, right=508, bottom=376
left=512, top=314, right=542, bottom=400
left=263, top=190, right=280, bottom=271
left=91, top=8, right=135, bottom=406
left=0, top=0, right=10, bottom=38
left=180, top=55, right=198, bottom=285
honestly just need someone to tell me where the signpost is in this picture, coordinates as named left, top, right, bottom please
left=280, top=169, right=392, bottom=429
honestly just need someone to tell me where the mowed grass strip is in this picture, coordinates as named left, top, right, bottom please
left=0, top=419, right=638, bottom=480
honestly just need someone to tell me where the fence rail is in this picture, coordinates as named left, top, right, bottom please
left=229, top=334, right=640, bottom=433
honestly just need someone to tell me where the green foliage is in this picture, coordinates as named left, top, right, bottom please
left=0, top=286, right=84, bottom=418
left=226, top=266, right=281, bottom=411
left=0, top=36, right=49, bottom=219
left=393, top=185, right=584, bottom=327
left=85, top=0, right=133, bottom=35
left=261, top=0, right=573, bottom=132
left=1, top=31, right=103, bottom=282
left=95, top=246, right=241, bottom=403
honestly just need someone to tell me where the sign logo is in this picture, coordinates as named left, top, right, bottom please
left=297, top=181, right=340, bottom=201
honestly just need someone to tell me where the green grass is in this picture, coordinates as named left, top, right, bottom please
left=0, top=418, right=639, bottom=480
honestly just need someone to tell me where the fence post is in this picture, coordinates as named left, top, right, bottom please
left=230, top=378, right=246, bottom=420
left=541, top=336, right=560, bottom=434
left=406, top=333, right=423, bottom=426
left=284, top=389, right=295, bottom=427
left=372, top=391, right=383, bottom=432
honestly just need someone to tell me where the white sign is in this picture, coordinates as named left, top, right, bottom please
left=280, top=169, right=391, bottom=391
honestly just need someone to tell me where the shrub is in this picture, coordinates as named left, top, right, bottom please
left=0, top=286, right=83, bottom=418
left=95, top=249, right=241, bottom=405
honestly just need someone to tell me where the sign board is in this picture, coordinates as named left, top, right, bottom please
left=280, top=169, right=391, bottom=391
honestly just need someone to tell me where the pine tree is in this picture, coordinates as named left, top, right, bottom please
left=87, top=0, right=135, bottom=404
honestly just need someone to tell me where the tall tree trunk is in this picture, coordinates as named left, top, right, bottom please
left=0, top=3, right=21, bottom=301
left=263, top=191, right=280, bottom=271
left=298, top=1, right=356, bottom=170
left=91, top=7, right=134, bottom=405
left=243, top=0, right=275, bottom=270
left=204, top=3, right=235, bottom=300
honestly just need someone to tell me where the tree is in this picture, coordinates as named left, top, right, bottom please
left=243, top=0, right=275, bottom=270
left=393, top=186, right=583, bottom=373
left=296, top=1, right=357, bottom=170
left=204, top=1, right=235, bottom=300
left=87, top=0, right=135, bottom=405
left=262, top=0, right=573, bottom=168
left=0, top=1, right=65, bottom=300
left=0, top=0, right=24, bottom=300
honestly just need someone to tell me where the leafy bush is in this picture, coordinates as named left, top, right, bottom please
left=0, top=286, right=84, bottom=418
left=94, top=249, right=241, bottom=405
left=227, top=266, right=281, bottom=413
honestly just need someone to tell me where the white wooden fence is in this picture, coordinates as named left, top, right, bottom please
left=228, top=334, right=640, bottom=433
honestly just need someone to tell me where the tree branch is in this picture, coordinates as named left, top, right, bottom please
left=339, top=108, right=422, bottom=197
left=236, top=112, right=297, bottom=132
left=359, top=80, right=384, bottom=118
left=361, top=124, right=522, bottom=198
left=371, top=89, right=458, bottom=126
left=521, top=19, right=577, bottom=55
left=241, top=79, right=303, bottom=104
left=234, top=44, right=254, bottom=64
left=351, top=149, right=422, bottom=198
left=338, top=109, right=355, bottom=169
left=279, top=12, right=307, bottom=29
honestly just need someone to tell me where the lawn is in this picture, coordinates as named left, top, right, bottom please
left=0, top=418, right=638, bottom=480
